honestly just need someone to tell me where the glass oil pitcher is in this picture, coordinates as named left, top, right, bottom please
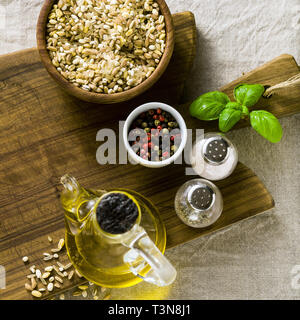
left=60, top=175, right=177, bottom=288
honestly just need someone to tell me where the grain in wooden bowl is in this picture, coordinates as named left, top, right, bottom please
left=37, top=0, right=174, bottom=104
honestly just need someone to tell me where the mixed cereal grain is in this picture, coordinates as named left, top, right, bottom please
left=46, top=0, right=166, bottom=94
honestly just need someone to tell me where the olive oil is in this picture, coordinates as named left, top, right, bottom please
left=60, top=175, right=168, bottom=288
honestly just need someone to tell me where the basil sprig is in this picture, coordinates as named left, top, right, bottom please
left=189, top=84, right=283, bottom=143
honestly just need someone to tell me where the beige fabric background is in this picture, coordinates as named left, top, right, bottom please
left=0, top=0, right=299, bottom=299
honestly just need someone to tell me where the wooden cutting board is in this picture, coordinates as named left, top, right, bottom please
left=0, top=9, right=298, bottom=299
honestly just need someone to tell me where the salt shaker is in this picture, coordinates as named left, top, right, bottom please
left=190, top=132, right=238, bottom=181
left=174, top=179, right=223, bottom=228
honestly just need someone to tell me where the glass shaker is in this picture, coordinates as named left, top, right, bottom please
left=175, top=179, right=223, bottom=228
left=190, top=132, right=238, bottom=181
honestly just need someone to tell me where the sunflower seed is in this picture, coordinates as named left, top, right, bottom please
left=55, top=276, right=63, bottom=284
left=43, top=255, right=53, bottom=261
left=36, top=269, right=42, bottom=278
left=31, top=277, right=37, bottom=289
left=47, top=283, right=54, bottom=292
left=75, top=270, right=83, bottom=278
left=25, top=283, right=32, bottom=291
left=31, top=290, right=42, bottom=298
left=42, top=272, right=51, bottom=279
left=45, top=266, right=54, bottom=272
left=78, top=285, right=89, bottom=290
left=68, top=270, right=74, bottom=280
left=29, top=265, right=36, bottom=273
left=58, top=239, right=65, bottom=250
left=64, top=263, right=72, bottom=270
left=82, top=290, right=88, bottom=298
left=22, top=256, right=29, bottom=263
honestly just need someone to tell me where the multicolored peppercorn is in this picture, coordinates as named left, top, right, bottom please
left=128, top=108, right=182, bottom=162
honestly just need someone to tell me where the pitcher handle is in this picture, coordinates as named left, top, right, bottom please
left=123, top=226, right=177, bottom=287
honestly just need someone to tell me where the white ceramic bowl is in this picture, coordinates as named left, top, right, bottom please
left=123, top=102, right=187, bottom=168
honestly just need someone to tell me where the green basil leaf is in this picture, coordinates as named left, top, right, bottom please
left=234, top=84, right=265, bottom=107
left=241, top=105, right=250, bottom=119
left=219, top=108, right=242, bottom=133
left=250, top=110, right=283, bottom=143
left=189, top=91, right=230, bottom=121
left=225, top=102, right=243, bottom=110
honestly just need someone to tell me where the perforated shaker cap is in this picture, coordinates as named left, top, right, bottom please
left=189, top=185, right=214, bottom=210
left=203, top=136, right=229, bottom=164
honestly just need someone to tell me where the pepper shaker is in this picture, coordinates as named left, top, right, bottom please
left=190, top=132, right=238, bottom=181
left=175, top=179, right=223, bottom=228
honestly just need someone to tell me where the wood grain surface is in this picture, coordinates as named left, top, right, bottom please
left=2, top=13, right=299, bottom=299
left=0, top=11, right=198, bottom=300
left=37, top=0, right=175, bottom=104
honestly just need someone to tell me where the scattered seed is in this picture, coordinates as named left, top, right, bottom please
left=48, top=236, right=53, bottom=243
left=36, top=269, right=42, bottom=278
left=39, top=288, right=46, bottom=292
left=31, top=277, right=37, bottom=289
left=31, top=290, right=42, bottom=298
left=72, top=291, right=82, bottom=297
left=68, top=270, right=74, bottom=280
left=43, top=252, right=51, bottom=257
left=57, top=261, right=64, bottom=268
left=82, top=290, right=88, bottom=298
left=49, top=276, right=55, bottom=282
left=63, top=271, right=68, bottom=277
left=75, top=270, right=83, bottom=278
left=93, top=296, right=99, bottom=300
left=25, top=283, right=32, bottom=291
left=22, top=256, right=29, bottom=263
left=29, top=265, right=36, bottom=274
left=92, top=288, right=98, bottom=296
left=55, top=276, right=63, bottom=284
left=40, top=277, right=47, bottom=286
left=45, top=266, right=53, bottom=272
left=58, top=239, right=65, bottom=250
left=27, top=274, right=36, bottom=279
left=42, top=272, right=50, bottom=279
left=51, top=248, right=61, bottom=253
left=53, top=253, right=59, bottom=259
left=53, top=266, right=64, bottom=277
left=43, top=255, right=53, bottom=261
left=59, top=294, right=65, bottom=300
left=47, top=283, right=54, bottom=292
left=54, top=282, right=61, bottom=289
left=100, top=287, right=106, bottom=293
left=64, top=263, right=72, bottom=270
left=78, top=285, right=89, bottom=290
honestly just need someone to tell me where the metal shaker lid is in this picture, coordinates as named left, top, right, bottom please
left=203, top=136, right=229, bottom=164
left=190, top=185, right=214, bottom=210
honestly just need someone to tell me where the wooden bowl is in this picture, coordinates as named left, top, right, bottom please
left=36, top=0, right=174, bottom=104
